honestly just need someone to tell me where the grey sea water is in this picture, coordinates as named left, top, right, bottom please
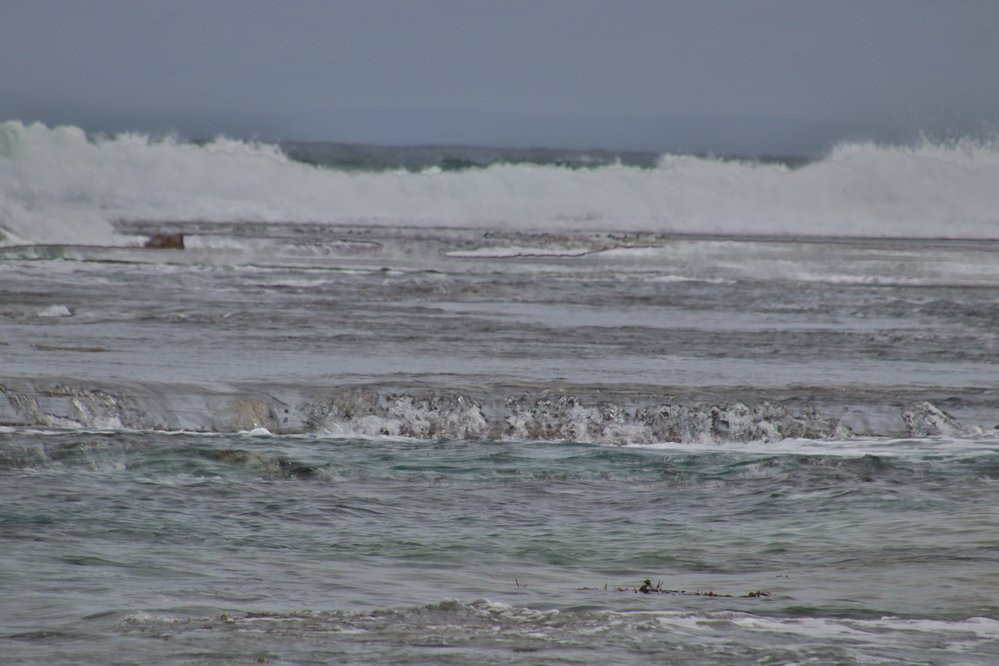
left=2, top=430, right=998, bottom=664
left=2, top=221, right=999, bottom=665
left=3, top=128, right=999, bottom=663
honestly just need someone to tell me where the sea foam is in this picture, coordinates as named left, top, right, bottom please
left=3, top=120, right=999, bottom=246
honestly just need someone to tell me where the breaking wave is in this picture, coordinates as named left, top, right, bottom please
left=3, top=120, right=999, bottom=246
left=0, top=382, right=986, bottom=444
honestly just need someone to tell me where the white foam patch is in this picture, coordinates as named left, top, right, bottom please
left=3, top=121, right=999, bottom=247
left=627, top=435, right=999, bottom=461
left=643, top=275, right=737, bottom=285
left=708, top=612, right=999, bottom=641
left=122, top=612, right=188, bottom=625
left=447, top=246, right=593, bottom=258
left=37, top=304, right=73, bottom=317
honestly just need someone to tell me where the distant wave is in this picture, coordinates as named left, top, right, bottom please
left=2, top=120, right=999, bottom=246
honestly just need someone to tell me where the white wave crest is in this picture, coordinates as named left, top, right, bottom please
left=3, top=120, right=999, bottom=246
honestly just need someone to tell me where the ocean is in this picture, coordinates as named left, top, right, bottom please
left=1, top=120, right=998, bottom=664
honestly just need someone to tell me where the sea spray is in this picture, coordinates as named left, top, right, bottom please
left=3, top=120, right=999, bottom=246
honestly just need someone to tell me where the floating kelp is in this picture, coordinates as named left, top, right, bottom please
left=578, top=578, right=770, bottom=598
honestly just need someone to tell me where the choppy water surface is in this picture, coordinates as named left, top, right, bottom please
left=3, top=228, right=999, bottom=664
left=2, top=128, right=999, bottom=662
left=2, top=430, right=998, bottom=664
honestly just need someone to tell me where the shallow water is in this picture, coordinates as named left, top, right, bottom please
left=2, top=430, right=998, bottom=664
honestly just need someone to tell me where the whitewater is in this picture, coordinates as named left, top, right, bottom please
left=3, top=120, right=999, bottom=247
left=2, top=121, right=998, bottom=664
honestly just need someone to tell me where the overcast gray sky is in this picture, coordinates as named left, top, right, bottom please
left=2, top=0, right=998, bottom=153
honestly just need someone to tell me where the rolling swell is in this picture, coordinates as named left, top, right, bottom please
left=1, top=421, right=990, bottom=491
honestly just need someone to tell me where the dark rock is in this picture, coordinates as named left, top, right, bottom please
left=144, top=233, right=185, bottom=249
